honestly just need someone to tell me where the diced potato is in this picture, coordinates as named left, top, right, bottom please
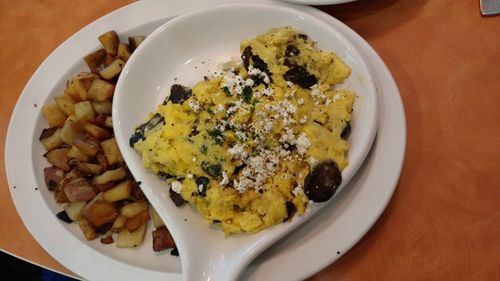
left=95, top=152, right=109, bottom=171
left=64, top=201, right=87, bottom=221
left=104, top=116, right=113, bottom=128
left=104, top=54, right=114, bottom=67
left=93, top=167, right=127, bottom=185
left=73, top=135, right=100, bottom=156
left=88, top=79, right=114, bottom=102
left=129, top=36, right=145, bottom=52
left=83, top=122, right=110, bottom=139
left=99, top=59, right=124, bottom=80
left=83, top=48, right=106, bottom=73
left=82, top=200, right=119, bottom=227
left=103, top=181, right=132, bottom=202
left=79, top=219, right=98, bottom=240
left=74, top=101, right=95, bottom=121
left=149, top=207, right=165, bottom=228
left=121, top=201, right=149, bottom=218
left=76, top=72, right=97, bottom=90
left=100, top=138, right=123, bottom=165
left=54, top=94, right=76, bottom=116
left=40, top=128, right=63, bottom=151
left=46, top=148, right=70, bottom=171
left=54, top=184, right=70, bottom=203
left=124, top=210, right=150, bottom=232
left=77, top=162, right=103, bottom=175
left=116, top=222, right=147, bottom=248
left=63, top=178, right=96, bottom=202
left=111, top=215, right=127, bottom=232
left=98, top=31, right=119, bottom=56
left=42, top=104, right=67, bottom=128
left=67, top=145, right=91, bottom=162
left=92, top=101, right=112, bottom=115
left=60, top=120, right=82, bottom=145
left=43, top=166, right=65, bottom=191
left=65, top=78, right=88, bottom=101
left=117, top=43, right=131, bottom=61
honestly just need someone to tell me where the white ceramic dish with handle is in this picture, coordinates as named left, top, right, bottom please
left=113, top=3, right=377, bottom=280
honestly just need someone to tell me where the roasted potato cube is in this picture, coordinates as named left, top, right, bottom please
left=77, top=162, right=103, bottom=175
left=43, top=167, right=65, bottom=191
left=54, top=94, right=76, bottom=116
left=121, top=201, right=149, bottom=218
left=111, top=214, right=127, bottom=232
left=54, top=185, right=70, bottom=203
left=152, top=225, right=175, bottom=252
left=116, top=222, right=147, bottom=248
left=79, top=219, right=98, bottom=240
left=42, top=104, right=67, bottom=128
left=46, top=148, right=70, bottom=171
left=83, top=48, right=106, bottom=73
left=124, top=209, right=150, bottom=232
left=60, top=120, right=82, bottom=145
left=67, top=145, right=91, bottom=162
left=103, top=181, right=132, bottom=202
left=65, top=78, right=88, bottom=101
left=82, top=200, right=119, bottom=227
left=95, top=152, right=109, bottom=171
left=93, top=167, right=127, bottom=185
left=150, top=207, right=165, bottom=228
left=74, top=101, right=96, bottom=121
left=63, top=178, right=96, bottom=202
left=98, top=31, right=119, bottom=56
left=92, top=101, right=112, bottom=115
left=64, top=201, right=87, bottom=221
left=40, top=128, right=64, bottom=151
left=73, top=135, right=100, bottom=156
left=104, top=116, right=113, bottom=128
left=83, top=122, right=110, bottom=139
left=99, top=59, right=124, bottom=80
left=76, top=72, right=98, bottom=89
left=117, top=43, right=131, bottom=61
left=88, top=79, right=114, bottom=102
left=128, top=36, right=145, bottom=52
left=104, top=54, right=114, bottom=67
left=100, top=138, right=123, bottom=165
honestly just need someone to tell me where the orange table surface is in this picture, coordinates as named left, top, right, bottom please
left=1, top=0, right=499, bottom=280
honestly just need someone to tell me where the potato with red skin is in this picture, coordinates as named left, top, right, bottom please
left=63, top=178, right=96, bottom=202
left=152, top=226, right=175, bottom=252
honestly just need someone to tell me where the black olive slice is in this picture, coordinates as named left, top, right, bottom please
left=283, top=66, right=317, bottom=89
left=341, top=122, right=351, bottom=139
left=169, top=187, right=186, bottom=207
left=284, top=201, right=297, bottom=222
left=56, top=210, right=73, bottom=223
left=195, top=176, right=209, bottom=197
left=168, top=84, right=192, bottom=104
left=304, top=161, right=342, bottom=202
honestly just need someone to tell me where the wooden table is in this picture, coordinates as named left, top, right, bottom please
left=1, top=0, right=498, bottom=280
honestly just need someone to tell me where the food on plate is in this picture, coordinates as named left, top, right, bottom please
left=40, top=30, right=176, bottom=253
left=131, top=27, right=355, bottom=235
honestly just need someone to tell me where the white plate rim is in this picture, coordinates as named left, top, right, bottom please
left=278, top=0, right=357, bottom=5
left=4, top=1, right=405, bottom=281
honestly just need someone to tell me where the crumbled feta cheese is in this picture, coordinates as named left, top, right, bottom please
left=188, top=100, right=201, bottom=112
left=296, top=133, right=310, bottom=155
left=220, top=171, right=229, bottom=186
left=171, top=181, right=183, bottom=193
left=187, top=174, right=193, bottom=179
left=297, top=98, right=304, bottom=105
left=299, top=116, right=308, bottom=124
left=192, top=156, right=197, bottom=162
left=309, top=156, right=318, bottom=166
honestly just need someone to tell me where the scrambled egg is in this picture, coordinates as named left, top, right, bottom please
left=132, top=27, right=354, bottom=235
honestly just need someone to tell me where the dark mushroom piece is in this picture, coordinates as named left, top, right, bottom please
left=304, top=160, right=342, bottom=202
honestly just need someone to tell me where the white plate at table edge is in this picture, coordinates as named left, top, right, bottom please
left=4, top=1, right=405, bottom=281
left=277, top=0, right=357, bottom=5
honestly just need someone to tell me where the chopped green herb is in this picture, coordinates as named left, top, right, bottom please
left=242, top=86, right=253, bottom=104
left=222, top=86, right=232, bottom=96
left=200, top=145, right=208, bottom=154
left=208, top=129, right=224, bottom=145
left=207, top=107, right=214, bottom=115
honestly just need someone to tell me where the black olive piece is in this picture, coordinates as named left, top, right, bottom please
left=195, top=176, right=209, bottom=197
left=341, top=122, right=351, bottom=139
left=298, top=34, right=308, bottom=40
left=284, top=201, right=297, bottom=222
left=241, top=46, right=253, bottom=70
left=285, top=45, right=300, bottom=58
left=95, top=222, right=113, bottom=234
left=251, top=55, right=271, bottom=78
left=56, top=210, right=73, bottom=224
left=283, top=143, right=296, bottom=152
left=283, top=66, right=318, bottom=89
left=46, top=180, right=58, bottom=191
left=212, top=220, right=221, bottom=224
left=304, top=160, right=342, bottom=202
left=171, top=247, right=179, bottom=256
left=167, top=84, right=192, bottom=104
left=233, top=164, right=246, bottom=175
left=201, top=162, right=222, bottom=179
left=129, top=113, right=165, bottom=147
left=169, top=187, right=186, bottom=207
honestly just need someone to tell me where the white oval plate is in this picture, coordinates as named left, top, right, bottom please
left=4, top=1, right=405, bottom=281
